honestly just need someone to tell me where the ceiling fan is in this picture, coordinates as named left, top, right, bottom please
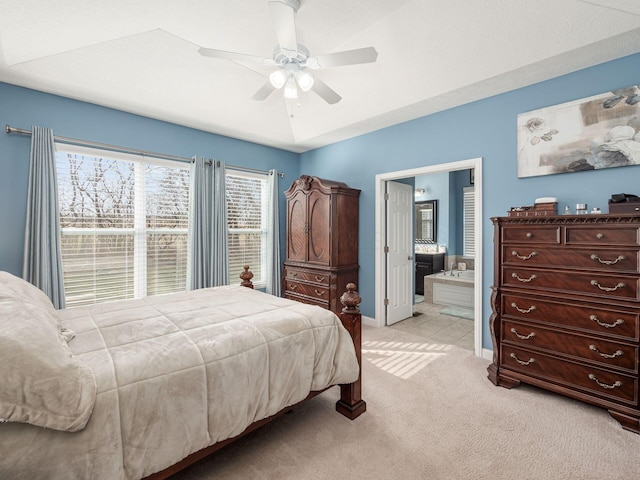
left=198, top=0, right=378, bottom=104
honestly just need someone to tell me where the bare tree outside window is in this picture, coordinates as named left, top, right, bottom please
left=226, top=173, right=267, bottom=285
left=56, top=151, right=189, bottom=307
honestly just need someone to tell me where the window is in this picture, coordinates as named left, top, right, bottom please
left=225, top=170, right=268, bottom=287
left=55, top=145, right=190, bottom=307
left=463, top=187, right=475, bottom=257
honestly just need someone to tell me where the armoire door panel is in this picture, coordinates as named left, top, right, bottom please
left=308, top=190, right=330, bottom=265
left=287, top=193, right=307, bottom=262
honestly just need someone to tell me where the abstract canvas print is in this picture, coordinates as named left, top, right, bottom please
left=517, top=85, right=640, bottom=178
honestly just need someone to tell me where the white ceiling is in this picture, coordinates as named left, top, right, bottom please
left=1, top=0, right=640, bottom=153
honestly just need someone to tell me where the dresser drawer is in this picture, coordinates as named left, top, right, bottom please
left=502, top=320, right=638, bottom=372
left=284, top=292, right=329, bottom=309
left=566, top=226, right=640, bottom=246
left=503, top=294, right=639, bottom=340
left=503, top=246, right=640, bottom=273
left=284, top=266, right=330, bottom=286
left=285, top=281, right=330, bottom=302
left=502, top=226, right=560, bottom=244
left=503, top=267, right=640, bottom=301
left=502, top=345, right=638, bottom=406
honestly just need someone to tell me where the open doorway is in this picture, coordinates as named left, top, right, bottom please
left=374, top=158, right=483, bottom=357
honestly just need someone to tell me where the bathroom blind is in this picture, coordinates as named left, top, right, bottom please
left=463, top=187, right=475, bottom=257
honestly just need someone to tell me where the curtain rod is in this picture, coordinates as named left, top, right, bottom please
left=5, top=124, right=285, bottom=178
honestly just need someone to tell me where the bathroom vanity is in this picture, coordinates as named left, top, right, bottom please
left=415, top=252, right=445, bottom=295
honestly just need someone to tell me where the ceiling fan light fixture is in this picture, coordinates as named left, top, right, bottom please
left=283, top=75, right=298, bottom=99
left=269, top=69, right=287, bottom=89
left=295, top=70, right=314, bottom=92
left=199, top=1, right=377, bottom=105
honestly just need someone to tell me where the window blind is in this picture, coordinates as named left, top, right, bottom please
left=55, top=145, right=189, bottom=307
left=226, top=171, right=268, bottom=286
left=463, top=187, right=475, bottom=258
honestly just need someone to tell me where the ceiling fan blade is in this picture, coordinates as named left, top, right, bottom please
left=252, top=81, right=277, bottom=101
left=268, top=0, right=299, bottom=58
left=198, top=47, right=274, bottom=66
left=310, top=47, right=378, bottom=68
left=312, top=77, right=342, bottom=105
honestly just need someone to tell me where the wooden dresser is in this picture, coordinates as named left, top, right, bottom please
left=488, top=214, right=640, bottom=433
left=283, top=175, right=360, bottom=316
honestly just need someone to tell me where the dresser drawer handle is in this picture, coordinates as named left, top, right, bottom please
left=589, top=315, right=624, bottom=328
left=512, top=250, right=537, bottom=260
left=511, top=302, right=536, bottom=314
left=314, top=289, right=325, bottom=297
left=510, top=353, right=535, bottom=366
left=590, top=280, right=625, bottom=292
left=589, top=345, right=624, bottom=359
left=590, top=254, right=625, bottom=265
left=588, top=374, right=622, bottom=390
left=525, top=232, right=533, bottom=238
left=512, top=273, right=537, bottom=283
left=510, top=328, right=536, bottom=340
left=595, top=233, right=605, bottom=239
left=315, top=275, right=325, bottom=282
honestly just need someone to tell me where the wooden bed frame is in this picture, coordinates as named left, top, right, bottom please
left=143, top=266, right=366, bottom=480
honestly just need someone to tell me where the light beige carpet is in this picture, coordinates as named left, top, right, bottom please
left=170, top=325, right=640, bottom=479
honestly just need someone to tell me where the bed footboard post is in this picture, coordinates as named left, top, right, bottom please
left=239, top=265, right=254, bottom=288
left=336, top=283, right=367, bottom=420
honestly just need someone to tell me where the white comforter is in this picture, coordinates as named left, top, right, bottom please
left=0, top=285, right=359, bottom=479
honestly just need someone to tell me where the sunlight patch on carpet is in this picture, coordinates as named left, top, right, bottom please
left=362, top=340, right=451, bottom=379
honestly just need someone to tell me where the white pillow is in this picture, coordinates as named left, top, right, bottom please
left=0, top=271, right=58, bottom=313
left=0, top=272, right=96, bottom=432
left=0, top=271, right=76, bottom=343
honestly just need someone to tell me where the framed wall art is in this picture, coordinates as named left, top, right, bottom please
left=517, top=84, right=640, bottom=178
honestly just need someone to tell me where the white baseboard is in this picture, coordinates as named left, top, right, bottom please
left=481, top=348, right=493, bottom=361
left=361, top=315, right=381, bottom=328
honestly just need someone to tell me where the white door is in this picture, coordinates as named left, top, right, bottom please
left=386, top=181, right=414, bottom=325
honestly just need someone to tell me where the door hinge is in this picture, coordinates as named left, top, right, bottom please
left=384, top=298, right=389, bottom=306
left=384, top=192, right=389, bottom=201
left=384, top=245, right=389, bottom=254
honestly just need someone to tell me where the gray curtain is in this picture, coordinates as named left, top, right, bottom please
left=266, top=170, right=281, bottom=296
left=23, top=126, right=66, bottom=309
left=187, top=156, right=209, bottom=290
left=187, top=157, right=228, bottom=290
left=211, top=160, right=228, bottom=286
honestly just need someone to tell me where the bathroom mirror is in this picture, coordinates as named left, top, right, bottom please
left=415, top=200, right=437, bottom=242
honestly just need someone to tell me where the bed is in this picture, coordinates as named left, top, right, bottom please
left=0, top=269, right=365, bottom=480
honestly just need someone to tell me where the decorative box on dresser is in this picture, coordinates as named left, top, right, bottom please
left=283, top=175, right=360, bottom=316
left=488, top=214, right=640, bottom=434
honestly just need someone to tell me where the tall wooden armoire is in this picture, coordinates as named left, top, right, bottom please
left=283, top=175, right=360, bottom=315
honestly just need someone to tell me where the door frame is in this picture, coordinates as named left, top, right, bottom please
left=374, top=157, right=483, bottom=357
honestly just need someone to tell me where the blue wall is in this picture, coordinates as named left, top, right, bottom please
left=2, top=52, right=640, bottom=350
left=0, top=82, right=300, bottom=277
left=300, top=52, right=640, bottom=348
